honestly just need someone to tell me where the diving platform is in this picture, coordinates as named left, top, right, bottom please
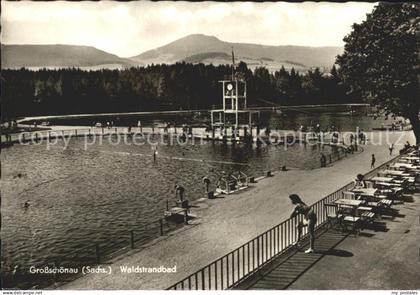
left=210, top=61, right=259, bottom=141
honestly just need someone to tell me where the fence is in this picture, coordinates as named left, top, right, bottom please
left=166, top=152, right=405, bottom=290
left=327, top=142, right=364, bottom=165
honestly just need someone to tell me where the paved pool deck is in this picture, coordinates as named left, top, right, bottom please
left=235, top=193, right=420, bottom=290
left=287, top=193, right=420, bottom=290
left=57, top=131, right=416, bottom=290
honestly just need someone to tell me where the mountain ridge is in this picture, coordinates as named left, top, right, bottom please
left=2, top=34, right=343, bottom=70
left=1, top=44, right=137, bottom=70
left=130, top=34, right=342, bottom=70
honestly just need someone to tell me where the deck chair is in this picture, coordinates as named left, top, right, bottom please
left=357, top=206, right=376, bottom=226
left=365, top=180, right=375, bottom=188
left=342, top=191, right=356, bottom=199
left=335, top=204, right=361, bottom=235
left=379, top=199, right=393, bottom=208
left=341, top=215, right=361, bottom=236
left=324, top=203, right=343, bottom=231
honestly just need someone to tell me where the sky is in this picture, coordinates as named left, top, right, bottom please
left=1, top=1, right=376, bottom=58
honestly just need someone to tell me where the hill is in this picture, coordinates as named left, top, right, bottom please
left=2, top=35, right=343, bottom=71
left=131, top=34, right=343, bottom=70
left=1, top=44, right=138, bottom=70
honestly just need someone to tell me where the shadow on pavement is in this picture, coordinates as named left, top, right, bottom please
left=362, top=222, right=389, bottom=232
left=316, top=248, right=353, bottom=257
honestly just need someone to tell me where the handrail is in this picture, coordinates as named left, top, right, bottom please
left=166, top=150, right=411, bottom=290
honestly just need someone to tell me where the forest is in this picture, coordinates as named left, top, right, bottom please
left=1, top=62, right=359, bottom=120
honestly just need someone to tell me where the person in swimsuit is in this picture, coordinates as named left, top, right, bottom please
left=354, top=173, right=367, bottom=188
left=175, top=184, right=185, bottom=201
left=202, top=176, right=211, bottom=193
left=289, top=194, right=317, bottom=253
left=371, top=154, right=376, bottom=168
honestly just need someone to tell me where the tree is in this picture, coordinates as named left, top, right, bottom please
left=301, top=68, right=324, bottom=104
left=274, top=66, right=290, bottom=104
left=336, top=2, right=420, bottom=143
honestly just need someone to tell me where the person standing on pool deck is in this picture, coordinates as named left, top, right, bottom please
left=371, top=154, right=376, bottom=168
left=289, top=194, right=317, bottom=254
left=389, top=144, right=394, bottom=156
left=175, top=184, right=185, bottom=202
left=202, top=176, right=211, bottom=193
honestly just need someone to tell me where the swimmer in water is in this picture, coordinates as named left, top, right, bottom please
left=12, top=265, right=20, bottom=275
left=153, top=150, right=158, bottom=163
left=24, top=201, right=30, bottom=209
left=14, top=173, right=24, bottom=179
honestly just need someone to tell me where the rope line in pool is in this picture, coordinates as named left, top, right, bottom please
left=98, top=149, right=251, bottom=166
left=46, top=145, right=251, bottom=166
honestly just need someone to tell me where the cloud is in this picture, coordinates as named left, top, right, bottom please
left=1, top=1, right=376, bottom=57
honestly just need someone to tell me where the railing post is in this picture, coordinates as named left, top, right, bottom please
left=130, top=230, right=135, bottom=249
left=257, top=237, right=260, bottom=268
left=75, top=129, right=78, bottom=136
left=53, top=260, right=59, bottom=282
left=231, top=253, right=234, bottom=286
left=221, top=258, right=224, bottom=289
left=184, top=209, right=188, bottom=225
left=95, top=244, right=100, bottom=264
